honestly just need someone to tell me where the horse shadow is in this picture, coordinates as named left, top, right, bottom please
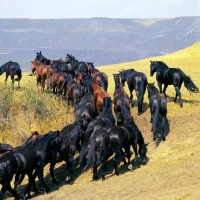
left=131, top=100, right=149, bottom=115
left=166, top=96, right=200, bottom=106
left=154, top=117, right=170, bottom=148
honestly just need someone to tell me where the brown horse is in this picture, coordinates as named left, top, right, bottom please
left=50, top=71, right=68, bottom=94
left=31, top=61, right=53, bottom=93
left=87, top=62, right=108, bottom=92
left=113, top=73, right=130, bottom=121
left=77, top=71, right=109, bottom=115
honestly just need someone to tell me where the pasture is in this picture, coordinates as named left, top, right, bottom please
left=0, top=42, right=200, bottom=200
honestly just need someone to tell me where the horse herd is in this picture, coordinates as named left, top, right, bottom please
left=0, top=52, right=199, bottom=200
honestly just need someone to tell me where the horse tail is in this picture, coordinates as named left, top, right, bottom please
left=96, top=132, right=110, bottom=167
left=82, top=137, right=97, bottom=171
left=182, top=73, right=199, bottom=93
left=58, top=75, right=68, bottom=95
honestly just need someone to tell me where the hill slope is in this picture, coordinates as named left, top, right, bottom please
left=4, top=42, right=200, bottom=200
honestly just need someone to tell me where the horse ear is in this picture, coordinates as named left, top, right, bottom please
left=150, top=60, right=152, bottom=63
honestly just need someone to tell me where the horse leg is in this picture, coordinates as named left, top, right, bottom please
left=66, top=156, right=74, bottom=184
left=157, top=81, right=162, bottom=94
left=93, top=165, right=98, bottom=180
left=132, top=143, right=138, bottom=165
left=112, top=149, right=121, bottom=175
left=37, top=166, right=49, bottom=194
left=152, top=110, right=159, bottom=141
left=10, top=74, right=15, bottom=88
left=101, top=146, right=109, bottom=181
left=174, top=86, right=182, bottom=107
left=14, top=173, right=25, bottom=190
left=128, top=86, right=134, bottom=107
left=23, top=172, right=34, bottom=199
left=163, top=84, right=168, bottom=98
left=1, top=183, right=22, bottom=200
left=50, top=162, right=59, bottom=184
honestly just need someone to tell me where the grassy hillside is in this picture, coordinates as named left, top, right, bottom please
left=1, top=42, right=200, bottom=200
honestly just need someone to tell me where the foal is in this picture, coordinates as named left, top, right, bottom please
left=147, top=83, right=168, bottom=141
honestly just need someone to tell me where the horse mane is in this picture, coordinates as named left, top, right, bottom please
left=157, top=61, right=169, bottom=68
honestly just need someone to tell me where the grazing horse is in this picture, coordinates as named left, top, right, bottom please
left=31, top=61, right=53, bottom=93
left=87, top=62, right=108, bottom=92
left=65, top=54, right=88, bottom=78
left=0, top=61, right=22, bottom=88
left=147, top=83, right=168, bottom=141
left=119, top=68, right=148, bottom=114
left=83, top=105, right=148, bottom=181
left=35, top=51, right=52, bottom=65
left=150, top=60, right=199, bottom=107
left=77, top=71, right=109, bottom=115
left=113, top=73, right=130, bottom=119
left=78, top=96, right=116, bottom=165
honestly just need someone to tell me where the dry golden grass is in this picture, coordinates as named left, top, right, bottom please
left=2, top=42, right=200, bottom=200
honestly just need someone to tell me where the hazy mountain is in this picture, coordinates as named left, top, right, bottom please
left=0, top=17, right=199, bottom=71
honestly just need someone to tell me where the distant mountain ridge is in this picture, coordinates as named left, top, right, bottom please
left=0, top=17, right=199, bottom=71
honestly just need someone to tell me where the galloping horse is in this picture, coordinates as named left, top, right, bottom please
left=31, top=61, right=53, bottom=93
left=0, top=61, right=22, bottom=88
left=150, top=60, right=199, bottom=107
left=119, top=68, right=148, bottom=115
left=87, top=62, right=108, bottom=92
left=65, top=54, right=88, bottom=78
left=113, top=73, right=130, bottom=119
left=147, top=83, right=168, bottom=141
left=83, top=104, right=148, bottom=181
left=77, top=71, right=109, bottom=115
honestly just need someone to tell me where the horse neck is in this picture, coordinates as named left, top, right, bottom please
left=157, top=62, right=169, bottom=71
left=0, top=62, right=9, bottom=73
left=148, top=88, right=159, bottom=97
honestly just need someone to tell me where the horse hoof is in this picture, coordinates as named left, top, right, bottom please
left=102, top=176, right=106, bottom=181
left=115, top=171, right=119, bottom=176
left=163, top=137, right=166, bottom=141
left=128, top=164, right=133, bottom=170
left=153, top=137, right=156, bottom=141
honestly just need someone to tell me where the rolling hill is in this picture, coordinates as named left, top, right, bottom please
left=2, top=42, right=200, bottom=200
left=0, top=17, right=199, bottom=71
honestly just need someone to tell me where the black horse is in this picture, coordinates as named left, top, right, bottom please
left=83, top=104, right=148, bottom=181
left=119, top=68, right=148, bottom=115
left=51, top=59, right=74, bottom=75
left=65, top=54, right=88, bottom=78
left=150, top=60, right=199, bottom=107
left=113, top=73, right=130, bottom=119
left=35, top=51, right=52, bottom=65
left=147, top=83, right=168, bottom=141
left=0, top=61, right=22, bottom=88
left=78, top=96, right=116, bottom=165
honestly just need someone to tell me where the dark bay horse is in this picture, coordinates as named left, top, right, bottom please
left=0, top=61, right=22, bottom=88
left=119, top=68, right=148, bottom=115
left=113, top=73, right=130, bottom=119
left=65, top=54, right=88, bottom=78
left=147, top=83, right=168, bottom=141
left=87, top=62, right=108, bottom=92
left=77, top=71, right=109, bottom=115
left=35, top=51, right=52, bottom=65
left=83, top=104, right=148, bottom=181
left=31, top=61, right=53, bottom=93
left=78, top=96, right=116, bottom=165
left=150, top=60, right=199, bottom=107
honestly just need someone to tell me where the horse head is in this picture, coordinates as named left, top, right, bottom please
left=150, top=60, right=158, bottom=76
left=138, top=143, right=148, bottom=164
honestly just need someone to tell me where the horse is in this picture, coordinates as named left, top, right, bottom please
left=35, top=51, right=52, bottom=65
left=113, top=73, right=130, bottom=119
left=77, top=71, right=109, bottom=115
left=83, top=104, right=148, bottom=181
left=0, top=131, right=61, bottom=200
left=58, top=73, right=85, bottom=107
left=0, top=61, right=22, bottom=88
left=31, top=61, right=53, bottom=93
left=65, top=54, right=88, bottom=78
left=150, top=60, right=199, bottom=107
left=51, top=59, right=74, bottom=75
left=147, top=83, right=168, bottom=141
left=74, top=79, right=97, bottom=126
left=78, top=96, right=116, bottom=165
left=119, top=68, right=148, bottom=115
left=49, top=71, right=68, bottom=94
left=0, top=143, right=13, bottom=156
left=87, top=62, right=108, bottom=92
